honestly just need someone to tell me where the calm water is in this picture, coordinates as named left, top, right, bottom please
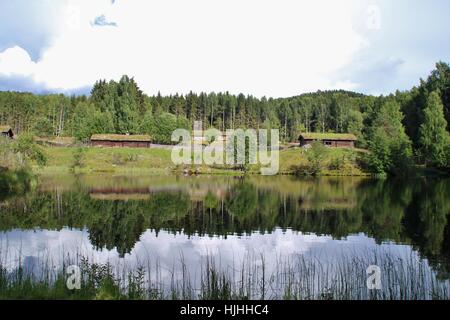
left=1, top=175, right=450, bottom=299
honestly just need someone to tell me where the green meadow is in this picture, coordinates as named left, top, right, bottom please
left=33, top=145, right=370, bottom=176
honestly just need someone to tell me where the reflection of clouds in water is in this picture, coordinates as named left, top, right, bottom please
left=0, top=229, right=120, bottom=270
left=0, top=228, right=416, bottom=287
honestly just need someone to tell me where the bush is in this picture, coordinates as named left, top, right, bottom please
left=306, top=142, right=329, bottom=176
left=141, top=112, right=190, bottom=144
left=13, top=133, right=47, bottom=167
left=1, top=134, right=47, bottom=169
left=70, top=147, right=87, bottom=171
left=111, top=153, right=137, bottom=166
left=328, top=155, right=345, bottom=171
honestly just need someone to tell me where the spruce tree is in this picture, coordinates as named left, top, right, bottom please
left=419, top=91, right=449, bottom=168
left=367, top=100, right=413, bottom=175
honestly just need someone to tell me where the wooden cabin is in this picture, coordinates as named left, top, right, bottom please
left=299, top=133, right=357, bottom=148
left=90, top=134, right=151, bottom=148
left=0, top=125, right=14, bottom=139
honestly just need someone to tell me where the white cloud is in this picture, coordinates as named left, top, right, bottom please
left=0, top=46, right=38, bottom=77
left=0, top=0, right=368, bottom=97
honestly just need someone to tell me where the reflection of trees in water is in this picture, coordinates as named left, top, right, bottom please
left=0, top=177, right=449, bottom=268
left=360, top=179, right=413, bottom=243
left=88, top=202, right=145, bottom=257
left=403, top=179, right=450, bottom=278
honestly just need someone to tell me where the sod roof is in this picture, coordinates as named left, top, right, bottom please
left=299, top=132, right=357, bottom=141
left=0, top=125, right=12, bottom=133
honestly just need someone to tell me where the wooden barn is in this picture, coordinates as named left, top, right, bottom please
left=299, top=133, right=357, bottom=148
left=0, top=125, right=14, bottom=139
left=90, top=134, right=151, bottom=148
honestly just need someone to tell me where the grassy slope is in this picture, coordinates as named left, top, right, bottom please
left=277, top=147, right=369, bottom=176
left=36, top=147, right=174, bottom=174
left=35, top=146, right=370, bottom=176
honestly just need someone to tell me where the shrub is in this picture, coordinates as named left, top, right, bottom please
left=306, top=142, right=329, bottom=176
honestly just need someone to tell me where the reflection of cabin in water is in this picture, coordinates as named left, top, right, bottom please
left=188, top=188, right=228, bottom=202
left=89, top=187, right=153, bottom=201
left=90, top=134, right=151, bottom=148
left=298, top=197, right=356, bottom=211
left=299, top=133, right=357, bottom=148
left=0, top=125, right=14, bottom=139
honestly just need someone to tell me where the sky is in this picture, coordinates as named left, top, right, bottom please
left=0, top=0, right=449, bottom=97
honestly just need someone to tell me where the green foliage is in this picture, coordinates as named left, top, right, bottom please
left=226, top=182, right=258, bottom=218
left=306, top=142, right=330, bottom=176
left=423, top=62, right=450, bottom=128
left=204, top=191, right=219, bottom=209
left=346, top=109, right=365, bottom=146
left=328, top=155, right=345, bottom=171
left=446, top=143, right=450, bottom=171
left=141, top=112, right=189, bottom=144
left=0, top=136, right=14, bottom=168
left=367, top=100, right=413, bottom=175
left=0, top=168, right=32, bottom=198
left=72, top=103, right=115, bottom=141
left=1, top=62, right=449, bottom=175
left=70, top=147, right=86, bottom=171
left=111, top=152, right=138, bottom=165
left=71, top=103, right=91, bottom=141
left=418, top=91, right=449, bottom=168
left=12, top=133, right=47, bottom=167
left=91, top=76, right=145, bottom=134
left=31, top=116, right=53, bottom=137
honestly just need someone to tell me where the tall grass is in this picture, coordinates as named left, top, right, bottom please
left=0, top=248, right=448, bottom=300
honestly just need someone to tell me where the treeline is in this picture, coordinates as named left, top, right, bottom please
left=0, top=62, right=449, bottom=174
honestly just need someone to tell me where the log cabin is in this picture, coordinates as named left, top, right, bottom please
left=90, top=134, right=152, bottom=148
left=299, top=133, right=357, bottom=148
left=0, top=125, right=14, bottom=139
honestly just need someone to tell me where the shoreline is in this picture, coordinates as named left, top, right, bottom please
left=31, top=145, right=373, bottom=177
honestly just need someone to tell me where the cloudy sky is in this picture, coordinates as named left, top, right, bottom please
left=0, top=0, right=449, bottom=97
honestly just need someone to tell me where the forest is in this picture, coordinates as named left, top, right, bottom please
left=0, top=62, right=449, bottom=175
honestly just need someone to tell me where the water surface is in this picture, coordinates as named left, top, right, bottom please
left=1, top=175, right=449, bottom=299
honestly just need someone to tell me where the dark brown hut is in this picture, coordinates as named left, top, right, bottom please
left=0, top=125, right=14, bottom=139
left=90, top=134, right=151, bottom=148
left=299, top=133, right=357, bottom=148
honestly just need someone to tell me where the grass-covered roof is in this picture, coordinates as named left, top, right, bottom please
left=300, top=132, right=357, bottom=141
left=0, top=125, right=12, bottom=133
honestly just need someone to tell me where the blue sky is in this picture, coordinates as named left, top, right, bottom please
left=0, top=0, right=449, bottom=97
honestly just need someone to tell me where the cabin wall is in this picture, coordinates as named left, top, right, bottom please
left=1, top=130, right=14, bottom=139
left=91, top=140, right=151, bottom=148
left=335, top=140, right=354, bottom=148
left=300, top=138, right=354, bottom=148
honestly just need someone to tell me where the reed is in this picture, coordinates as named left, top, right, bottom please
left=0, top=248, right=448, bottom=300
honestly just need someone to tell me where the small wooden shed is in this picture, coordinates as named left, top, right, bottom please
left=0, top=125, right=14, bottom=139
left=90, top=134, right=152, bottom=148
left=299, top=133, right=357, bottom=148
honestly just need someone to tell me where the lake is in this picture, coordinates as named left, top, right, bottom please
left=1, top=175, right=449, bottom=299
